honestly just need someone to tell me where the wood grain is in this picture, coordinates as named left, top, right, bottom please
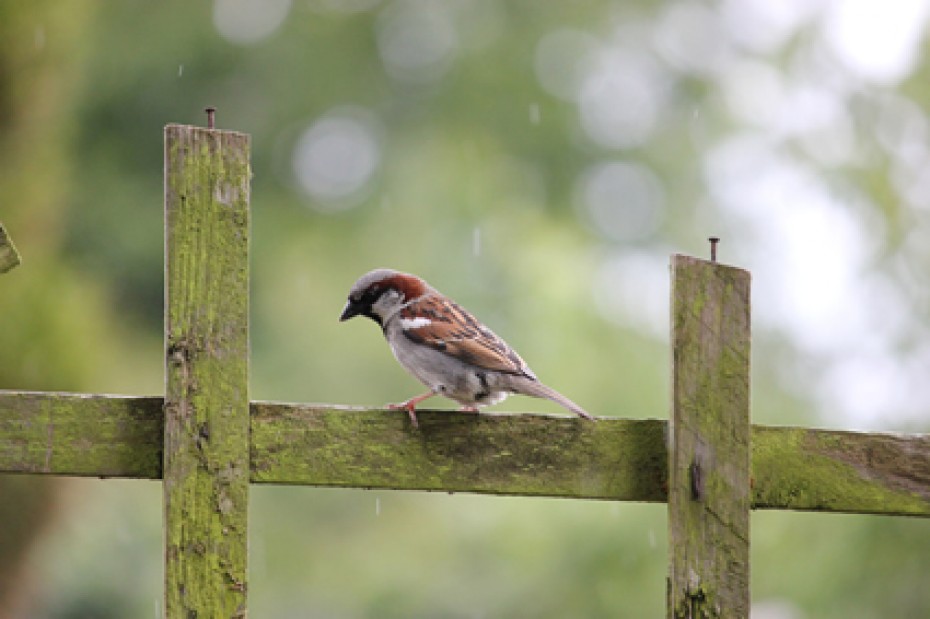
left=2, top=392, right=927, bottom=518
left=668, top=255, right=751, bottom=618
left=163, top=124, right=251, bottom=618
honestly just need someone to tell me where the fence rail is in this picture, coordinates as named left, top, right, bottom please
left=3, top=391, right=927, bottom=517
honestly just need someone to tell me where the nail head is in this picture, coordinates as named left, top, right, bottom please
left=708, top=237, right=720, bottom=262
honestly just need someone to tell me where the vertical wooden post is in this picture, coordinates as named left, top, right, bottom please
left=163, top=124, right=251, bottom=618
left=668, top=254, right=751, bottom=618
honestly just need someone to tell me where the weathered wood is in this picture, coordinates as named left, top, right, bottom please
left=163, top=124, right=251, bottom=618
left=0, top=223, right=21, bottom=273
left=0, top=392, right=162, bottom=477
left=752, top=425, right=930, bottom=515
left=2, top=391, right=928, bottom=516
left=668, top=255, right=751, bottom=618
left=249, top=403, right=667, bottom=500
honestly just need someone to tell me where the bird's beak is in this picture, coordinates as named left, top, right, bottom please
left=339, top=299, right=362, bottom=322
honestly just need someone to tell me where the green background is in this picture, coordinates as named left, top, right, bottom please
left=2, top=1, right=929, bottom=617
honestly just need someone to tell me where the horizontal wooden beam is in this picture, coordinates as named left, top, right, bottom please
left=249, top=402, right=666, bottom=501
left=0, top=391, right=163, bottom=478
left=1, top=391, right=928, bottom=516
left=751, top=425, right=930, bottom=516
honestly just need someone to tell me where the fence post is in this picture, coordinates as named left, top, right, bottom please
left=668, top=254, right=751, bottom=618
left=163, top=123, right=251, bottom=618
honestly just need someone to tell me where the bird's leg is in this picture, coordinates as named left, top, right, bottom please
left=388, top=392, right=435, bottom=428
left=459, top=405, right=479, bottom=413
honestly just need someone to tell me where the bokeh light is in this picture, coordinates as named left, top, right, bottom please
left=575, top=160, right=664, bottom=242
left=578, top=46, right=667, bottom=149
left=376, top=0, right=458, bottom=83
left=292, top=107, right=383, bottom=210
left=823, top=0, right=929, bottom=84
left=534, top=29, right=598, bottom=101
left=213, top=0, right=291, bottom=44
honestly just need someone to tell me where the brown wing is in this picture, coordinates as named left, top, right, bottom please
left=399, top=296, right=531, bottom=376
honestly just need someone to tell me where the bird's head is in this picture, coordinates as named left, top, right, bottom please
left=339, top=268, right=430, bottom=327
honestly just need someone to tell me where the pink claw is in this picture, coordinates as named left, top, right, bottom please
left=387, top=392, right=435, bottom=428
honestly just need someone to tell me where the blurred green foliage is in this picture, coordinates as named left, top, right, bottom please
left=3, top=1, right=930, bottom=617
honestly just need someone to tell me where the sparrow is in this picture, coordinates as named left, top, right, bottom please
left=339, top=268, right=596, bottom=427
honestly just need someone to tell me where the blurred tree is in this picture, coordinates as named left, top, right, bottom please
left=0, top=2, right=102, bottom=618
left=3, top=0, right=930, bottom=617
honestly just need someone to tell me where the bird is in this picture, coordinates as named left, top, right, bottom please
left=339, top=268, right=596, bottom=427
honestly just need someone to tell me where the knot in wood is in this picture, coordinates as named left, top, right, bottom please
left=690, top=460, right=704, bottom=501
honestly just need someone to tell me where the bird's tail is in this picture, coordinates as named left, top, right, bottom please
left=514, top=378, right=596, bottom=421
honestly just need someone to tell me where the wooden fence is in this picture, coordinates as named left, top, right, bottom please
left=2, top=122, right=929, bottom=618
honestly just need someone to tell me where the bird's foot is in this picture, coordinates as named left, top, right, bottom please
left=458, top=405, right=479, bottom=413
left=387, top=392, right=435, bottom=429
left=387, top=401, right=420, bottom=428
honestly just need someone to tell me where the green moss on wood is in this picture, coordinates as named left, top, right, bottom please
left=0, top=391, right=162, bottom=477
left=668, top=255, right=752, bottom=619
left=163, top=124, right=251, bottom=618
left=752, top=425, right=930, bottom=516
left=250, top=403, right=668, bottom=501
left=2, top=393, right=929, bottom=519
